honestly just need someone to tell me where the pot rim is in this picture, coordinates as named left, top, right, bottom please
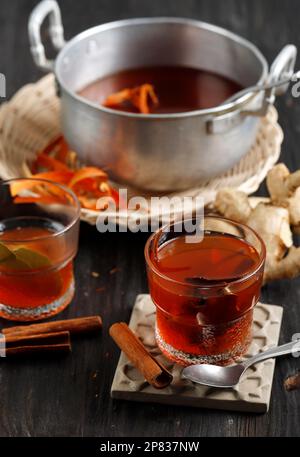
left=55, top=17, right=269, bottom=119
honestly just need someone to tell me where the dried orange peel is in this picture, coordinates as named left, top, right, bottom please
left=10, top=171, right=73, bottom=197
left=12, top=138, right=119, bottom=211
left=103, top=83, right=159, bottom=114
left=34, top=153, right=70, bottom=172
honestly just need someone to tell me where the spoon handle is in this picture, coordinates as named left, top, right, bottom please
left=244, top=340, right=300, bottom=369
left=225, top=71, right=300, bottom=104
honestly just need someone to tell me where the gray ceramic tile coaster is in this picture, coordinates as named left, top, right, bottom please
left=111, top=294, right=283, bottom=413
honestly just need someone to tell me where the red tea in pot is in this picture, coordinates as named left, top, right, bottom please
left=145, top=218, right=265, bottom=366
left=78, top=66, right=243, bottom=113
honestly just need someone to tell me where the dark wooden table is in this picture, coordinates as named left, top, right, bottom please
left=0, top=0, right=300, bottom=437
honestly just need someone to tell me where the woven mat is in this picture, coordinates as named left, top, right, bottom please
left=0, top=74, right=283, bottom=225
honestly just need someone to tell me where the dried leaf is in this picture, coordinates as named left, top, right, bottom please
left=14, top=247, right=51, bottom=269
left=0, top=243, right=51, bottom=271
left=0, top=243, right=13, bottom=262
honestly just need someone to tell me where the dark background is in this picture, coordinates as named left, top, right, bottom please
left=0, top=0, right=300, bottom=437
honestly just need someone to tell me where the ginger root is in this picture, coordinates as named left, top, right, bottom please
left=267, top=163, right=300, bottom=229
left=214, top=163, right=300, bottom=283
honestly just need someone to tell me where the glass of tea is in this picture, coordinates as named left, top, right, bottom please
left=0, top=178, right=80, bottom=321
left=145, top=216, right=266, bottom=366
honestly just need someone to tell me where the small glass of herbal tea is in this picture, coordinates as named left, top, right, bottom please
left=145, top=216, right=266, bottom=366
left=0, top=178, right=80, bottom=321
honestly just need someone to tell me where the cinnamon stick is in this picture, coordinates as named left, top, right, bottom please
left=109, top=322, right=173, bottom=389
left=2, top=316, right=102, bottom=338
left=0, top=331, right=71, bottom=357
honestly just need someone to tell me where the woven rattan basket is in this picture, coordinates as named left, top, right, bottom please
left=0, top=74, right=283, bottom=225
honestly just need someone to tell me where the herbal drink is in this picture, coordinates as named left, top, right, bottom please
left=78, top=66, right=243, bottom=113
left=0, top=179, right=80, bottom=321
left=145, top=218, right=266, bottom=365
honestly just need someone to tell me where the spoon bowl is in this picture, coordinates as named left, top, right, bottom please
left=182, top=363, right=246, bottom=388
left=181, top=340, right=299, bottom=388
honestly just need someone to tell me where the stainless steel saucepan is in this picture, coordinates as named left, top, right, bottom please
left=28, top=0, right=297, bottom=192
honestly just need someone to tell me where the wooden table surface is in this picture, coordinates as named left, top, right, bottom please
left=0, top=0, right=300, bottom=437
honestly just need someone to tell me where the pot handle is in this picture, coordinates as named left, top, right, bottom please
left=28, top=0, right=65, bottom=71
left=268, top=44, right=297, bottom=96
left=244, top=44, right=297, bottom=115
left=207, top=44, right=297, bottom=134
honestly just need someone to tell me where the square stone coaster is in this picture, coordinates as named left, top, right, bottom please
left=111, top=295, right=283, bottom=413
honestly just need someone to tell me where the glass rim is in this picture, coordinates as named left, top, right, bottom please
left=144, top=215, right=266, bottom=289
left=0, top=177, right=81, bottom=243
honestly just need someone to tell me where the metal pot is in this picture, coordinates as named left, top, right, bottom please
left=29, top=0, right=297, bottom=192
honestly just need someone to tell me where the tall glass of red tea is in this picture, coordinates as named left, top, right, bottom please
left=145, top=217, right=266, bottom=366
left=0, top=178, right=80, bottom=321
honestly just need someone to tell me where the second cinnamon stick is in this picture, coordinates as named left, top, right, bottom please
left=0, top=331, right=71, bottom=357
left=2, top=316, right=102, bottom=338
left=109, top=322, right=172, bottom=389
